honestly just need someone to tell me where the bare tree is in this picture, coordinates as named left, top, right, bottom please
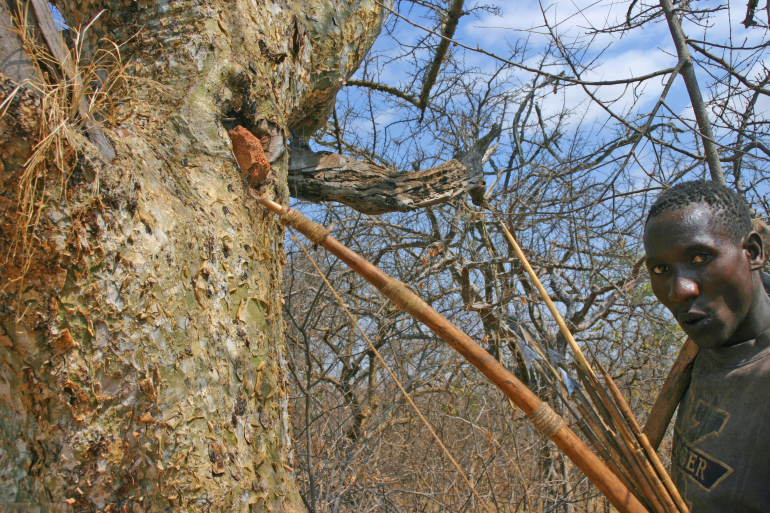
left=281, top=0, right=769, bottom=511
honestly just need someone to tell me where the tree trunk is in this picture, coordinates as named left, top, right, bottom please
left=0, top=0, right=386, bottom=510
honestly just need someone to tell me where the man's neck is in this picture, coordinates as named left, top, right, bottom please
left=724, top=272, right=770, bottom=347
left=709, top=330, right=770, bottom=366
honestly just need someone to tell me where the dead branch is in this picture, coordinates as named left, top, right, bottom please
left=658, top=0, right=724, bottom=183
left=288, top=125, right=500, bottom=214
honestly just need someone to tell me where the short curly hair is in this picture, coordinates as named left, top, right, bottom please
left=646, top=180, right=753, bottom=242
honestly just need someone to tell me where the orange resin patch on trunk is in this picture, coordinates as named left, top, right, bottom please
left=228, top=125, right=270, bottom=188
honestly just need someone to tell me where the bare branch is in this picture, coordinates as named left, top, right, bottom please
left=376, top=1, right=677, bottom=88
left=346, top=79, right=421, bottom=108
left=658, top=0, right=724, bottom=183
left=288, top=125, right=501, bottom=214
left=417, top=0, right=465, bottom=120
left=687, top=40, right=770, bottom=96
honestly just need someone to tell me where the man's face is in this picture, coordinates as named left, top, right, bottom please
left=644, top=203, right=763, bottom=349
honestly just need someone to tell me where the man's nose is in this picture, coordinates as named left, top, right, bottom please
left=669, top=271, right=699, bottom=303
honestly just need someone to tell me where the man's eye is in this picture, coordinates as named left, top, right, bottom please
left=692, top=254, right=709, bottom=264
left=651, top=265, right=667, bottom=274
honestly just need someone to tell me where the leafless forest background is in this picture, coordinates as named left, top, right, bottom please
left=281, top=0, right=770, bottom=511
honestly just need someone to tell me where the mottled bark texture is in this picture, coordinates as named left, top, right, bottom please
left=0, top=0, right=387, bottom=511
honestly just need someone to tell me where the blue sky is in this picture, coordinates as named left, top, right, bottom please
left=51, top=4, right=66, bottom=30
left=56, top=0, right=769, bottom=204
left=333, top=0, right=769, bottom=200
left=366, top=0, right=768, bottom=122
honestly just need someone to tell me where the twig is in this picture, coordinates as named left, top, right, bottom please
left=417, top=0, right=464, bottom=121
left=687, top=40, right=770, bottom=96
left=592, top=58, right=685, bottom=206
left=290, top=230, right=495, bottom=513
left=257, top=196, right=647, bottom=513
left=496, top=219, right=596, bottom=379
left=376, top=1, right=676, bottom=88
left=658, top=0, right=724, bottom=183
left=495, top=217, right=682, bottom=512
left=346, top=79, right=421, bottom=108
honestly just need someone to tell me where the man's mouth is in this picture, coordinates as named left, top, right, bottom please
left=678, top=312, right=708, bottom=328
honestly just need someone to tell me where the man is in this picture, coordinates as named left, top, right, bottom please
left=644, top=180, right=770, bottom=511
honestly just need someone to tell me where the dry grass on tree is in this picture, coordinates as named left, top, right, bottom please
left=0, top=5, right=129, bottom=315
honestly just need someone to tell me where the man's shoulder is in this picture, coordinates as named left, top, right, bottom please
left=674, top=341, right=770, bottom=511
left=694, top=335, right=770, bottom=373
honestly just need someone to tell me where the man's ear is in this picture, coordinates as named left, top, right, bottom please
left=746, top=231, right=766, bottom=270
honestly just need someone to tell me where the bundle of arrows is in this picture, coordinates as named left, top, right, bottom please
left=256, top=196, right=691, bottom=513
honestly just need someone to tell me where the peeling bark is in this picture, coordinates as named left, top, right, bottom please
left=0, top=0, right=388, bottom=511
left=288, top=124, right=501, bottom=214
